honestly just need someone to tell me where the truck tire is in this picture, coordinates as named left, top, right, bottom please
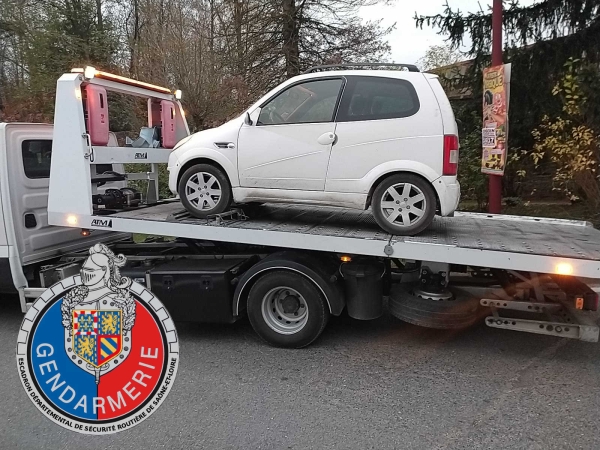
left=372, top=173, right=436, bottom=236
left=247, top=270, right=330, bottom=348
left=389, top=285, right=482, bottom=330
left=178, top=163, right=232, bottom=218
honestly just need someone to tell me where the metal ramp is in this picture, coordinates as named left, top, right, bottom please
left=101, top=202, right=600, bottom=278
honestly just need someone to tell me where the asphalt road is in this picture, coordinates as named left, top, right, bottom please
left=2, top=296, right=600, bottom=450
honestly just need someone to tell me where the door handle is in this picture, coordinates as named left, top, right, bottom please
left=317, top=132, right=336, bottom=145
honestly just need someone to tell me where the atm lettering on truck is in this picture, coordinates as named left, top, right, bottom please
left=91, top=218, right=112, bottom=228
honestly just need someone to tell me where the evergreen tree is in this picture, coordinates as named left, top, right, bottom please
left=416, top=0, right=600, bottom=148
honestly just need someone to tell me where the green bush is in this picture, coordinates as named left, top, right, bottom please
left=457, top=129, right=488, bottom=210
left=124, top=163, right=172, bottom=200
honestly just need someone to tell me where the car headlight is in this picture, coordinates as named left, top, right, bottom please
left=173, top=135, right=193, bottom=150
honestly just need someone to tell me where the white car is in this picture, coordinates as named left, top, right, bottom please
left=168, top=66, right=460, bottom=235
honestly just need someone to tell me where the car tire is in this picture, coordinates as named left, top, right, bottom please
left=372, top=173, right=436, bottom=235
left=247, top=270, right=330, bottom=348
left=178, top=163, right=232, bottom=218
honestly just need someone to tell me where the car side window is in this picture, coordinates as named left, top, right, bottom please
left=337, top=76, right=420, bottom=122
left=258, top=78, right=344, bottom=125
left=22, top=140, right=52, bottom=179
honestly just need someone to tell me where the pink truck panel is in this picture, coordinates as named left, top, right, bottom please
left=160, top=100, right=176, bottom=148
left=84, top=84, right=109, bottom=146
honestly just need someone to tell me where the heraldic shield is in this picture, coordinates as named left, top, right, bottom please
left=61, top=243, right=136, bottom=384
left=73, top=310, right=123, bottom=367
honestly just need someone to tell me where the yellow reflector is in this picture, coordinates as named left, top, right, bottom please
left=555, top=263, right=573, bottom=275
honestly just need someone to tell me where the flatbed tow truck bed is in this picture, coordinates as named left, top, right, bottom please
left=39, top=68, right=600, bottom=346
left=104, top=201, right=600, bottom=279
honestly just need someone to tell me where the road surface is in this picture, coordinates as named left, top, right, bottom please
left=1, top=297, right=599, bottom=449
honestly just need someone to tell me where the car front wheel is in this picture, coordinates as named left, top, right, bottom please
left=372, top=173, right=436, bottom=235
left=178, top=163, right=232, bottom=218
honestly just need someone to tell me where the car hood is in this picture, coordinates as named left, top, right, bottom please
left=173, top=117, right=243, bottom=155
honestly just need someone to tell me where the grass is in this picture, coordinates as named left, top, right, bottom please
left=132, top=233, right=175, bottom=243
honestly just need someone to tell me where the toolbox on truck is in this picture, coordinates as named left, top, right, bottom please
left=148, top=258, right=254, bottom=323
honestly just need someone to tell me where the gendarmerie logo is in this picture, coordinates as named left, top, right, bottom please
left=16, top=244, right=179, bottom=434
left=91, top=218, right=112, bottom=228
left=134, top=152, right=148, bottom=160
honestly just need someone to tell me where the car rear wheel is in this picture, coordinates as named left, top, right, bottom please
left=178, top=163, right=232, bottom=218
left=372, top=173, right=436, bottom=235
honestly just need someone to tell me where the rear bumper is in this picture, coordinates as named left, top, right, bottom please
left=434, top=176, right=460, bottom=216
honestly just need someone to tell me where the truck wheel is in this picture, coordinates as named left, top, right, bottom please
left=372, top=174, right=436, bottom=235
left=178, top=163, right=232, bottom=218
left=247, top=270, right=330, bottom=348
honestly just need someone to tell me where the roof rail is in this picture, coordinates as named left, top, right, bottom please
left=303, top=63, right=420, bottom=74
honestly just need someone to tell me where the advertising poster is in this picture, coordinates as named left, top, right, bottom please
left=481, top=63, right=511, bottom=175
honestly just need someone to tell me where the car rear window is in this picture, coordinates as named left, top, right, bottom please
left=336, top=76, right=420, bottom=122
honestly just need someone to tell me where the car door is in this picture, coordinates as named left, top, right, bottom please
left=325, top=75, right=443, bottom=193
left=238, top=77, right=344, bottom=191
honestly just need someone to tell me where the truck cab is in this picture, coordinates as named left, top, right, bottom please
left=0, top=122, right=129, bottom=304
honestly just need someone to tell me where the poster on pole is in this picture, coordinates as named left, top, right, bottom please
left=481, top=63, right=511, bottom=175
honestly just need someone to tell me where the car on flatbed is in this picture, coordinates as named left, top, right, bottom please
left=168, top=65, right=460, bottom=236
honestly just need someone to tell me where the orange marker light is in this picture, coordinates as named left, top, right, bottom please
left=555, top=263, right=573, bottom=275
left=340, top=255, right=352, bottom=263
left=72, top=67, right=172, bottom=94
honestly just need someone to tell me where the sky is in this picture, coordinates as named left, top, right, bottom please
left=359, top=0, right=539, bottom=64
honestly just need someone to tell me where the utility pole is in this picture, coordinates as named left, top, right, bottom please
left=488, top=0, right=503, bottom=214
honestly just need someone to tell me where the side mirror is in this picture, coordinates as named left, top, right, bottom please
left=245, top=112, right=253, bottom=126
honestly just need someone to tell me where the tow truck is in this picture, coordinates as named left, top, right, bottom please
left=3, top=67, right=600, bottom=347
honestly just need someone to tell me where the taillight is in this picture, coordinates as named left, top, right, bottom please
left=443, top=135, right=459, bottom=176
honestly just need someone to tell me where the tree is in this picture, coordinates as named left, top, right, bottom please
left=417, top=44, right=463, bottom=71
left=415, top=0, right=600, bottom=139
left=529, top=59, right=600, bottom=207
left=415, top=0, right=600, bottom=199
left=280, top=0, right=394, bottom=77
left=0, top=0, right=117, bottom=121
left=1, top=0, right=395, bottom=131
